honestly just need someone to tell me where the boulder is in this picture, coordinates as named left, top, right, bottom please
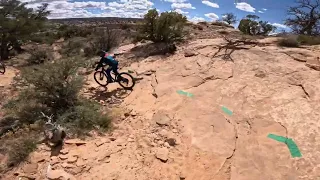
left=155, top=147, right=169, bottom=162
left=152, top=111, right=171, bottom=126
left=184, top=50, right=197, bottom=57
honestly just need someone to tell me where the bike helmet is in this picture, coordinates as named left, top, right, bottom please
left=98, top=50, right=107, bottom=57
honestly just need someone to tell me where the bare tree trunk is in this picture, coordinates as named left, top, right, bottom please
left=0, top=43, right=9, bottom=60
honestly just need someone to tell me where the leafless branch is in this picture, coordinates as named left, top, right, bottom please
left=212, top=36, right=258, bottom=61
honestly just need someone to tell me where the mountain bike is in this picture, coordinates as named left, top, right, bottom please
left=93, top=54, right=135, bottom=90
left=0, top=61, right=5, bottom=74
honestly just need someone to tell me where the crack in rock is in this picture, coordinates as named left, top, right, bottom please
left=185, top=71, right=234, bottom=91
left=213, top=117, right=238, bottom=179
left=227, top=118, right=238, bottom=159
left=245, top=120, right=252, bottom=135
left=151, top=72, right=158, bottom=98
left=289, top=83, right=310, bottom=99
left=276, top=121, right=289, bottom=144
left=298, top=84, right=310, bottom=99
left=282, top=52, right=307, bottom=62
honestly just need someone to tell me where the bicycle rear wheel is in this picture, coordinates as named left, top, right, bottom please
left=94, top=71, right=108, bottom=87
left=117, top=72, right=135, bottom=90
left=0, top=62, right=5, bottom=74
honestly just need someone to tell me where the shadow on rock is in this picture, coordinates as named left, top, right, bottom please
left=129, top=42, right=176, bottom=59
left=50, top=143, right=63, bottom=156
left=87, top=87, right=132, bottom=105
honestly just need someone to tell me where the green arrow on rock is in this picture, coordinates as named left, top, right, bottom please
left=267, top=134, right=302, bottom=158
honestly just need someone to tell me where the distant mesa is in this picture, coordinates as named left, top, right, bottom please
left=49, top=17, right=144, bottom=26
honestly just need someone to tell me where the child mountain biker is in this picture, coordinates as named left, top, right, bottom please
left=95, top=50, right=119, bottom=83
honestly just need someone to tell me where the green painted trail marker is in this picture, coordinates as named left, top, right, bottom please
left=177, top=90, right=194, bottom=97
left=221, top=106, right=233, bottom=116
left=267, top=134, right=302, bottom=158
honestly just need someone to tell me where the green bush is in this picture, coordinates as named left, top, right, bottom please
left=4, top=57, right=111, bottom=135
left=137, top=9, right=187, bottom=43
left=7, top=136, right=37, bottom=167
left=60, top=37, right=86, bottom=57
left=218, top=30, right=229, bottom=35
left=0, top=2, right=50, bottom=60
left=211, top=21, right=233, bottom=28
left=58, top=25, right=93, bottom=39
left=21, top=58, right=84, bottom=115
left=194, top=24, right=204, bottom=30
left=238, top=15, right=276, bottom=36
left=1, top=57, right=112, bottom=168
left=297, top=35, right=320, bottom=45
left=120, top=24, right=130, bottom=30
left=29, top=32, right=58, bottom=45
left=222, top=13, right=237, bottom=25
left=278, top=37, right=300, bottom=47
left=28, top=49, right=50, bottom=65
left=84, top=28, right=120, bottom=57
left=57, top=99, right=111, bottom=137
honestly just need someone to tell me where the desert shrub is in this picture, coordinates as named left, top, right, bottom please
left=222, top=13, right=237, bottom=25
left=0, top=128, right=39, bottom=169
left=1, top=57, right=111, bottom=168
left=137, top=9, right=187, bottom=43
left=0, top=2, right=49, bottom=60
left=4, top=57, right=111, bottom=136
left=6, top=135, right=37, bottom=167
left=57, top=99, right=111, bottom=137
left=238, top=15, right=276, bottom=36
left=84, top=28, right=120, bottom=57
left=198, top=21, right=209, bottom=27
left=28, top=49, right=50, bottom=65
left=297, top=35, right=320, bottom=45
left=211, top=21, right=233, bottom=28
left=21, top=58, right=84, bottom=115
left=218, top=30, right=229, bottom=35
left=60, top=37, right=86, bottom=57
left=130, top=42, right=176, bottom=58
left=278, top=36, right=300, bottom=47
left=120, top=24, right=130, bottom=30
left=57, top=25, right=93, bottom=39
left=194, top=24, right=204, bottom=30
left=29, top=32, right=58, bottom=45
left=4, top=58, right=83, bottom=126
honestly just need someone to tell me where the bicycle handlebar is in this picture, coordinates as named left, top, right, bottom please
left=113, top=52, right=123, bottom=58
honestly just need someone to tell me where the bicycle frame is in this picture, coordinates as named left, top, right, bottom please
left=98, top=66, right=117, bottom=82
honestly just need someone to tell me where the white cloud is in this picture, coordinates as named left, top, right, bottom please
left=262, top=8, right=267, bottom=11
left=235, top=2, right=255, bottom=13
left=202, top=1, right=219, bottom=8
left=172, top=2, right=195, bottom=9
left=164, top=0, right=187, bottom=2
left=108, top=0, right=154, bottom=10
left=205, top=13, right=219, bottom=21
left=24, top=0, right=154, bottom=19
left=258, top=10, right=264, bottom=13
left=189, top=16, right=205, bottom=23
left=271, top=23, right=288, bottom=29
left=174, top=9, right=189, bottom=14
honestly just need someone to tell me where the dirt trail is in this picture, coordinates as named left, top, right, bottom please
left=3, top=38, right=320, bottom=180
left=0, top=66, right=18, bottom=88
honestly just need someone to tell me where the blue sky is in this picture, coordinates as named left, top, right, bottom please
left=23, top=0, right=296, bottom=30
left=155, top=0, right=294, bottom=29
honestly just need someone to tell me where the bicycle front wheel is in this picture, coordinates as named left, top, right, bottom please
left=94, top=71, right=108, bottom=87
left=117, top=72, right=135, bottom=90
left=0, top=62, right=5, bottom=74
